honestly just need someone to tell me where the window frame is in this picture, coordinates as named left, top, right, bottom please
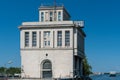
left=32, top=32, right=37, bottom=47
left=65, top=31, right=70, bottom=46
left=58, top=11, right=61, bottom=21
left=49, top=12, right=53, bottom=21
left=25, top=32, right=29, bottom=47
left=43, top=31, right=51, bottom=47
left=41, top=12, right=44, bottom=22
left=57, top=31, right=62, bottom=47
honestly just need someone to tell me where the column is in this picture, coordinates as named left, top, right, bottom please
left=29, top=31, right=32, bottom=48
left=70, top=29, right=73, bottom=48
left=39, top=31, right=41, bottom=48
left=41, top=31, right=44, bottom=48
left=62, top=30, right=65, bottom=48
left=37, top=31, right=40, bottom=48
left=21, top=31, right=24, bottom=48
left=53, top=31, right=55, bottom=48
left=54, top=30, right=57, bottom=48
left=50, top=30, right=53, bottom=48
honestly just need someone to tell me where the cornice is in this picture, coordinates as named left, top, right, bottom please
left=20, top=47, right=73, bottom=51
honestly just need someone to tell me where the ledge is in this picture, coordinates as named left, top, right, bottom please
left=22, top=21, right=74, bottom=25
left=19, top=21, right=84, bottom=29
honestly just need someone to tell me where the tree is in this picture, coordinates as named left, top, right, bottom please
left=82, top=56, right=92, bottom=76
left=6, top=67, right=21, bottom=75
left=0, top=67, right=21, bottom=76
left=0, top=67, right=6, bottom=74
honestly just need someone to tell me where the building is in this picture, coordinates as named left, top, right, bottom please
left=19, top=4, right=86, bottom=79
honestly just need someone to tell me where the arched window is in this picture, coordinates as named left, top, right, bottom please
left=43, top=60, right=52, bottom=69
left=42, top=60, right=52, bottom=78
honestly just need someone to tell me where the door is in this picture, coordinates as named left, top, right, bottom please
left=42, top=60, right=52, bottom=78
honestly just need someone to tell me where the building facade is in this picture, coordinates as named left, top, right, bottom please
left=19, top=5, right=86, bottom=79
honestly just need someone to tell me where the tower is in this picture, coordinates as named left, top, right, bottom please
left=19, top=3, right=85, bottom=79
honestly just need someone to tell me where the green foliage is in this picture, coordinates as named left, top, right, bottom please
left=0, top=67, right=6, bottom=74
left=83, top=56, right=92, bottom=76
left=6, top=67, right=21, bottom=75
left=0, top=67, right=21, bottom=75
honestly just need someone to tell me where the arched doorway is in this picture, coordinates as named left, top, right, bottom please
left=41, top=60, right=52, bottom=78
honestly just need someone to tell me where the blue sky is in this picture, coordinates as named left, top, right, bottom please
left=0, top=0, right=120, bottom=72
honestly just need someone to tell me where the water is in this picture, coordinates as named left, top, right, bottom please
left=90, top=74, right=120, bottom=80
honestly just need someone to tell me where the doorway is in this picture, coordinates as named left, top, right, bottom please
left=42, top=60, right=52, bottom=78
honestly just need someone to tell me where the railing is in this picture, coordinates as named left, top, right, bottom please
left=40, top=3, right=64, bottom=7
left=22, top=21, right=84, bottom=28
left=73, top=21, right=84, bottom=28
left=22, top=21, right=74, bottom=26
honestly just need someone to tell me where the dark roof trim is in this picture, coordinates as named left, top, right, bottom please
left=77, top=27, right=86, bottom=37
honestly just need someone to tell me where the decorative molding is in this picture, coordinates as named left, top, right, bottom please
left=21, top=47, right=73, bottom=51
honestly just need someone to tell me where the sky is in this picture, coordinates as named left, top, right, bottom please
left=0, top=0, right=120, bottom=72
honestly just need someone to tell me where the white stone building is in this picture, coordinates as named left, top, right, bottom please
left=19, top=4, right=86, bottom=79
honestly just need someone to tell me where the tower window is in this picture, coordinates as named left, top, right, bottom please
left=57, top=31, right=62, bottom=47
left=65, top=31, right=70, bottom=46
left=41, top=12, right=44, bottom=22
left=58, top=11, right=61, bottom=21
left=32, top=32, right=37, bottom=47
left=25, top=32, right=29, bottom=47
left=50, top=12, right=53, bottom=21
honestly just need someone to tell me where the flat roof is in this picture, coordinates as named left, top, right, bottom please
left=18, top=21, right=86, bottom=37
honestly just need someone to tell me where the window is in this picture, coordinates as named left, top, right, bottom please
left=48, top=41, right=50, bottom=46
left=44, top=31, right=50, bottom=47
left=65, top=31, right=70, bottom=46
left=43, top=60, right=52, bottom=69
left=25, top=32, right=29, bottom=47
left=42, top=60, right=52, bottom=78
left=44, top=41, right=47, bottom=46
left=50, top=12, right=53, bottom=21
left=32, top=32, right=37, bottom=47
left=44, top=31, right=50, bottom=38
left=41, top=12, right=44, bottom=22
left=58, top=11, right=61, bottom=21
left=57, top=31, right=62, bottom=46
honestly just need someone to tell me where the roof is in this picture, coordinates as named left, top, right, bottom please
left=18, top=21, right=86, bottom=37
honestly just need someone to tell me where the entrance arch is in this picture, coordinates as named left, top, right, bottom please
left=41, top=60, right=52, bottom=78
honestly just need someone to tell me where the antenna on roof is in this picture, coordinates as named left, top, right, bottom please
left=54, top=0, right=57, bottom=21
left=54, top=0, right=56, bottom=7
